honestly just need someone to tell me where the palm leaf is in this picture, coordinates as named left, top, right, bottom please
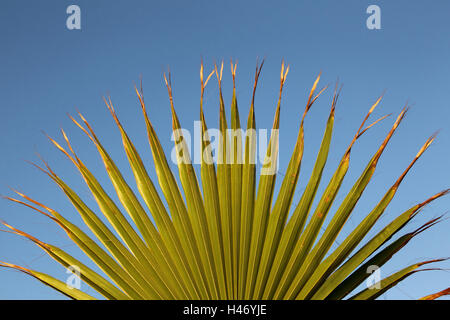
left=2, top=61, right=448, bottom=300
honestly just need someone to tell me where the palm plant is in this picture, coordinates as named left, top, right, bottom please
left=1, top=61, right=448, bottom=300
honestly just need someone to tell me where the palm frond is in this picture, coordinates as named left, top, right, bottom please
left=2, top=62, right=448, bottom=300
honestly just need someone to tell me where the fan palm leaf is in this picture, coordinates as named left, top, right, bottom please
left=1, top=61, right=448, bottom=300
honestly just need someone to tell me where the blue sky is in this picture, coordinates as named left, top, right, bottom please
left=0, top=0, right=449, bottom=299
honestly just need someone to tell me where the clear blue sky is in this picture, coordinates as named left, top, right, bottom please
left=0, top=0, right=449, bottom=299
